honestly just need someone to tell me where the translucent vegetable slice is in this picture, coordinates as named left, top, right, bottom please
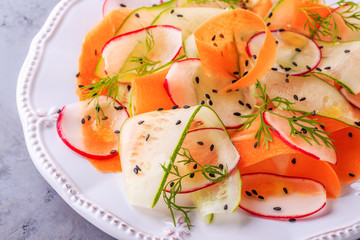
left=340, top=87, right=360, bottom=110
left=119, top=105, right=240, bottom=208
left=240, top=173, right=327, bottom=219
left=191, top=168, right=241, bottom=223
left=247, top=30, right=321, bottom=76
left=102, top=0, right=162, bottom=17
left=57, top=96, right=129, bottom=159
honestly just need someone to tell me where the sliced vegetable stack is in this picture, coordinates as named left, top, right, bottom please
left=57, top=0, right=360, bottom=230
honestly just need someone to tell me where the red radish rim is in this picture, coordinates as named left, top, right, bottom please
left=165, top=128, right=241, bottom=194
left=239, top=172, right=327, bottom=219
left=57, top=97, right=129, bottom=160
left=262, top=111, right=321, bottom=161
left=101, top=25, right=182, bottom=56
left=340, top=87, right=360, bottom=110
left=246, top=29, right=322, bottom=76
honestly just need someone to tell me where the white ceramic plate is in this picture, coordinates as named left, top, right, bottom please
left=17, top=0, right=360, bottom=239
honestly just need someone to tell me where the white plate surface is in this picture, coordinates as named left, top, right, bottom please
left=16, top=0, right=360, bottom=239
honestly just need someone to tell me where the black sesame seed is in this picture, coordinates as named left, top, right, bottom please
left=96, top=106, right=100, bottom=112
left=212, top=89, right=218, bottom=93
left=291, top=158, right=296, bottom=164
left=293, top=95, right=298, bottom=101
left=219, top=164, right=224, bottom=169
left=349, top=173, right=355, bottom=177
left=89, top=87, right=94, bottom=90
left=87, top=115, right=91, bottom=121
left=295, top=48, right=301, bottom=52
left=246, top=103, right=252, bottom=109
left=252, top=189, right=258, bottom=195
left=208, top=100, right=213, bottom=106
left=190, top=173, right=195, bottom=178
left=289, top=218, right=296, bottom=223
left=325, top=66, right=331, bottom=70
left=349, top=132, right=353, bottom=137
left=275, top=40, right=279, bottom=44
left=269, top=12, right=273, bottom=18
left=344, top=49, right=351, bottom=53
left=268, top=107, right=273, bottom=111
left=267, top=22, right=271, bottom=27
left=110, top=150, right=117, bottom=154
left=195, top=76, right=200, bottom=84
left=219, top=33, right=224, bottom=38
left=213, top=42, right=218, bottom=47
left=138, top=120, right=144, bottom=125
left=319, top=46, right=324, bottom=49
left=320, top=125, right=325, bottom=129
left=306, top=65, right=311, bottom=70
left=157, top=108, right=164, bottom=111
left=285, top=78, right=289, bottom=83
left=92, top=93, right=98, bottom=97
left=76, top=72, right=80, bottom=77
left=292, top=62, right=298, bottom=67
left=135, top=13, right=140, bottom=18
left=355, top=121, right=360, bottom=126
left=316, top=67, right=322, bottom=72
left=176, top=120, right=181, bottom=125
left=210, top=144, right=214, bottom=151
left=273, top=207, right=281, bottom=211
left=115, top=106, right=124, bottom=111
left=279, top=64, right=284, bottom=69
left=312, top=110, right=316, bottom=116
left=78, top=85, right=84, bottom=88
left=170, top=9, right=174, bottom=14
left=200, top=100, right=205, bottom=105
left=170, top=182, right=174, bottom=187
left=253, top=55, right=257, bottom=59
left=81, top=118, right=85, bottom=124
left=232, top=79, right=238, bottom=84
left=224, top=204, right=228, bottom=210
left=283, top=187, right=288, bottom=194
left=271, top=67, right=278, bottom=71
left=205, top=93, right=211, bottom=99
left=243, top=71, right=248, bottom=77
left=245, top=60, right=249, bottom=67
left=258, top=195, right=264, bottom=200
left=145, top=133, right=150, bottom=141
left=278, top=28, right=285, bottom=32
left=301, top=128, right=308, bottom=134
left=238, top=100, right=244, bottom=106
left=177, top=14, right=183, bottom=17
left=254, top=142, right=258, bottom=148
left=193, top=164, right=198, bottom=169
left=299, top=97, right=306, bottom=101
left=209, top=173, right=215, bottom=178
left=183, top=105, right=190, bottom=109
left=95, top=49, right=97, bottom=55
left=212, top=35, right=216, bottom=41
left=197, top=141, right=204, bottom=146
left=172, top=105, right=178, bottom=109
left=284, top=67, right=291, bottom=72
left=134, top=168, right=139, bottom=174
left=245, top=191, right=252, bottom=196
left=102, top=116, right=108, bottom=121
left=114, top=130, right=120, bottom=134
left=57, top=109, right=61, bottom=114
left=286, top=74, right=290, bottom=77
left=233, top=112, right=241, bottom=116
left=127, top=85, right=131, bottom=91
left=233, top=71, right=239, bottom=75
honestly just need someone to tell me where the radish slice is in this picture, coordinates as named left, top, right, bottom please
left=263, top=109, right=337, bottom=164
left=57, top=96, right=129, bottom=159
left=240, top=173, right=327, bottom=219
left=102, top=0, right=162, bottom=17
left=264, top=71, right=360, bottom=128
left=191, top=168, right=241, bottom=223
left=164, top=58, right=257, bottom=128
left=340, top=87, right=360, bottom=110
left=102, top=25, right=182, bottom=75
left=119, top=105, right=240, bottom=208
left=167, top=128, right=240, bottom=193
left=247, top=30, right=321, bottom=76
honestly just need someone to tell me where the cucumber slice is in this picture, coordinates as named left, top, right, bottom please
left=119, top=105, right=240, bottom=208
left=247, top=30, right=321, bottom=76
left=191, top=168, right=241, bottom=223
left=102, top=0, right=163, bottom=17
left=152, top=7, right=224, bottom=41
left=314, top=40, right=360, bottom=95
left=184, top=34, right=199, bottom=58
left=264, top=71, right=360, bottom=128
left=164, top=58, right=258, bottom=128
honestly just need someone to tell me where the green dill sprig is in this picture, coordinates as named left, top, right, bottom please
left=299, top=0, right=360, bottom=42
left=238, top=81, right=335, bottom=150
left=161, top=147, right=228, bottom=230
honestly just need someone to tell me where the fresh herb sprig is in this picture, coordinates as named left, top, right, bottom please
left=238, top=81, right=335, bottom=150
left=299, top=0, right=360, bottom=42
left=161, top=147, right=228, bottom=230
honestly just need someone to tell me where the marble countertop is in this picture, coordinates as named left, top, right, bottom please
left=0, top=0, right=114, bottom=239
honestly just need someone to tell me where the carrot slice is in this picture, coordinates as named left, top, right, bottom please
left=76, top=8, right=132, bottom=98
left=266, top=0, right=331, bottom=35
left=240, top=153, right=341, bottom=199
left=312, top=115, right=348, bottom=133
left=194, top=9, right=277, bottom=91
left=230, top=118, right=299, bottom=169
left=251, top=0, right=273, bottom=19
left=330, top=127, right=360, bottom=183
left=131, top=68, right=174, bottom=115
left=88, top=156, right=122, bottom=172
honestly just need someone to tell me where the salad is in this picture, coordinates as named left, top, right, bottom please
left=56, top=0, right=360, bottom=230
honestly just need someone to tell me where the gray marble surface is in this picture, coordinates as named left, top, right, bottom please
left=0, top=1, right=114, bottom=239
